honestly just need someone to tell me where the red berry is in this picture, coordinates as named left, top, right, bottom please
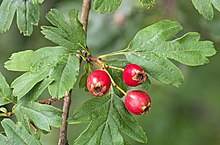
left=123, top=64, right=146, bottom=87
left=87, top=70, right=111, bottom=96
left=124, top=90, right=151, bottom=115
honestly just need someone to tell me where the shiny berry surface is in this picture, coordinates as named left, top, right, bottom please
left=123, top=64, right=146, bottom=86
left=87, top=70, right=111, bottom=96
left=124, top=90, right=151, bottom=115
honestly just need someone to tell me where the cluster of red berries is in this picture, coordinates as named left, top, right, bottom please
left=87, top=64, right=151, bottom=115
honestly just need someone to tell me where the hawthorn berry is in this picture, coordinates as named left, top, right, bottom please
left=87, top=70, right=111, bottom=96
left=123, top=64, right=146, bottom=87
left=124, top=90, right=151, bottom=115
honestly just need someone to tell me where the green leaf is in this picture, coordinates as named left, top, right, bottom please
left=93, top=0, right=122, bottom=14
left=5, top=46, right=68, bottom=72
left=11, top=69, right=50, bottom=99
left=14, top=102, right=62, bottom=132
left=4, top=50, right=35, bottom=72
left=19, top=78, right=54, bottom=103
left=139, top=0, right=155, bottom=8
left=41, top=9, right=85, bottom=52
left=32, top=0, right=44, bottom=4
left=69, top=91, right=147, bottom=144
left=0, top=72, right=13, bottom=106
left=0, top=0, right=42, bottom=36
left=191, top=0, right=220, bottom=20
left=0, top=107, right=7, bottom=113
left=17, top=0, right=40, bottom=36
left=123, top=20, right=216, bottom=87
left=79, top=63, right=92, bottom=91
left=0, top=119, right=41, bottom=145
left=0, top=0, right=17, bottom=33
left=48, top=54, right=79, bottom=98
left=5, top=46, right=71, bottom=99
left=211, top=0, right=220, bottom=11
left=133, top=77, right=151, bottom=91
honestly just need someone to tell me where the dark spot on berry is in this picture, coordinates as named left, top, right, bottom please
left=143, top=105, right=151, bottom=114
left=137, top=73, right=144, bottom=81
left=94, top=87, right=102, bottom=94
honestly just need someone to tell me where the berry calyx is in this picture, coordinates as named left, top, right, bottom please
left=123, top=64, right=146, bottom=87
left=87, top=70, right=111, bottom=96
left=124, top=90, right=151, bottom=115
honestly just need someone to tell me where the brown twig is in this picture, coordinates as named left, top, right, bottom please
left=81, top=0, right=91, bottom=33
left=38, top=98, right=58, bottom=105
left=58, top=1, right=91, bottom=144
left=58, top=91, right=72, bottom=145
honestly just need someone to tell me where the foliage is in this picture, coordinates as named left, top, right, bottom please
left=191, top=0, right=220, bottom=20
left=0, top=0, right=218, bottom=145
left=0, top=0, right=44, bottom=36
left=0, top=119, right=41, bottom=145
left=69, top=89, right=147, bottom=144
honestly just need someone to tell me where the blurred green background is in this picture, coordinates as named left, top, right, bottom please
left=0, top=0, right=220, bottom=145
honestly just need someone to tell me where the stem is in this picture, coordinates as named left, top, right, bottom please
left=98, top=49, right=128, bottom=59
left=58, top=92, right=72, bottom=145
left=81, top=0, right=91, bottom=33
left=103, top=69, right=127, bottom=96
left=77, top=42, right=90, bottom=56
left=38, top=98, right=58, bottom=105
left=108, top=65, right=124, bottom=71
left=76, top=52, right=87, bottom=61
left=89, top=56, right=105, bottom=66
left=58, top=1, right=91, bottom=145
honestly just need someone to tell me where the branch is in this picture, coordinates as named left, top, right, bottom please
left=81, top=0, right=91, bottom=33
left=38, top=98, right=58, bottom=105
left=58, top=1, right=91, bottom=144
left=58, top=91, right=72, bottom=145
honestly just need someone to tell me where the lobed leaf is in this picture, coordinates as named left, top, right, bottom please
left=41, top=9, right=85, bottom=52
left=0, top=72, right=13, bottom=106
left=11, top=69, right=50, bottom=99
left=17, top=0, right=40, bottom=36
left=93, top=0, right=122, bottom=14
left=48, top=54, right=79, bottom=98
left=191, top=0, right=220, bottom=20
left=20, top=78, right=54, bottom=102
left=4, top=46, right=79, bottom=99
left=124, top=20, right=216, bottom=87
left=14, top=102, right=62, bottom=132
left=5, top=46, right=68, bottom=72
left=0, top=0, right=42, bottom=36
left=0, top=119, right=41, bottom=145
left=0, top=0, right=17, bottom=33
left=69, top=91, right=147, bottom=144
